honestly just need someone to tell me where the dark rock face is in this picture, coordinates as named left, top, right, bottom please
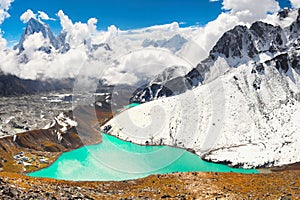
left=91, top=43, right=112, bottom=51
left=211, top=22, right=286, bottom=62
left=210, top=25, right=258, bottom=60
left=185, top=63, right=206, bottom=87
left=130, top=64, right=206, bottom=103
left=289, top=9, right=300, bottom=39
left=265, top=51, right=300, bottom=73
left=272, top=53, right=290, bottom=73
left=278, top=8, right=291, bottom=19
left=131, top=84, right=173, bottom=103
left=250, top=22, right=285, bottom=53
left=277, top=8, right=291, bottom=20
left=130, top=65, right=194, bottom=103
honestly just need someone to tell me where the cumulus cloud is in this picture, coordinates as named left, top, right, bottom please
left=23, top=32, right=49, bottom=54
left=87, top=18, right=98, bottom=33
left=18, top=48, right=88, bottom=80
left=0, top=0, right=290, bottom=86
left=290, top=0, right=300, bottom=8
left=21, top=10, right=55, bottom=23
left=20, top=9, right=36, bottom=23
left=103, top=49, right=193, bottom=85
left=57, top=10, right=72, bottom=31
left=222, top=0, right=279, bottom=21
left=0, top=0, right=14, bottom=52
left=38, top=11, right=55, bottom=21
left=57, top=10, right=98, bottom=47
left=0, top=0, right=13, bottom=24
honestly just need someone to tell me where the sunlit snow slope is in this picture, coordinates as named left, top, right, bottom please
left=103, top=8, right=300, bottom=168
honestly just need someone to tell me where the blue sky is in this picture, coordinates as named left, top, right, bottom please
left=0, top=0, right=293, bottom=43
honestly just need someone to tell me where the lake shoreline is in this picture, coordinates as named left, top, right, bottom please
left=27, top=132, right=258, bottom=181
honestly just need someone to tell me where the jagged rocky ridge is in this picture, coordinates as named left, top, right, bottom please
left=14, top=18, right=111, bottom=56
left=106, top=9, right=300, bottom=168
left=14, top=18, right=64, bottom=54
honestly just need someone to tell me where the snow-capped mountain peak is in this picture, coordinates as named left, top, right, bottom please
left=14, top=18, right=60, bottom=52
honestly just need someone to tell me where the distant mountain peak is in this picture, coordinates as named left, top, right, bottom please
left=14, top=18, right=60, bottom=53
left=142, top=34, right=187, bottom=52
left=14, top=18, right=112, bottom=56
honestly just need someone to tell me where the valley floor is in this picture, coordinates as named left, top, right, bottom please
left=0, top=94, right=299, bottom=199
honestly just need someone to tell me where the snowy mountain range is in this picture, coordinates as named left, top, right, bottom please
left=132, top=8, right=298, bottom=103
left=0, top=17, right=192, bottom=88
left=103, top=8, right=300, bottom=168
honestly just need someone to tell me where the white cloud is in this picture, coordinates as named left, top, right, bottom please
left=20, top=9, right=36, bottom=23
left=0, top=0, right=14, bottom=52
left=102, top=25, right=118, bottom=42
left=87, top=18, right=98, bottom=33
left=0, top=0, right=291, bottom=86
left=0, top=0, right=13, bottom=24
left=57, top=10, right=98, bottom=47
left=209, top=0, right=219, bottom=2
left=103, top=49, right=192, bottom=85
left=20, top=10, right=55, bottom=24
left=222, top=0, right=280, bottom=21
left=38, top=11, right=55, bottom=21
left=23, top=32, right=49, bottom=55
left=57, top=10, right=72, bottom=30
left=290, top=0, right=300, bottom=8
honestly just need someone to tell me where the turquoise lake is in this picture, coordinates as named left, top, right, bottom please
left=28, top=133, right=258, bottom=181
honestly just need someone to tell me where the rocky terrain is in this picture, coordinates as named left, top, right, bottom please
left=0, top=171, right=300, bottom=199
left=0, top=97, right=113, bottom=174
left=0, top=93, right=72, bottom=137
